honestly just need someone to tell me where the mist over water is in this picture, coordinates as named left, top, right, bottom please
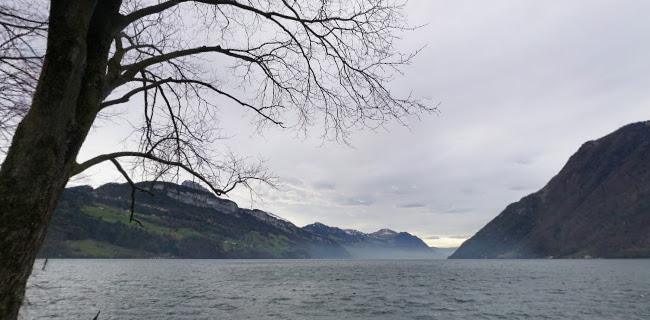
left=23, top=259, right=650, bottom=319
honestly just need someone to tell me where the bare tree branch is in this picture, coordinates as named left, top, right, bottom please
left=5, top=0, right=432, bottom=206
left=107, top=44, right=258, bottom=93
left=0, top=1, right=47, bottom=153
left=118, top=0, right=189, bottom=31
left=0, top=2, right=436, bottom=317
left=101, top=77, right=284, bottom=126
left=109, top=158, right=150, bottom=227
left=73, top=150, right=274, bottom=196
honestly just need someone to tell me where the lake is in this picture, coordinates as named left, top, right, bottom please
left=21, top=259, right=650, bottom=319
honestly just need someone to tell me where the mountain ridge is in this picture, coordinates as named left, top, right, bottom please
left=450, top=121, right=650, bottom=259
left=303, top=222, right=454, bottom=259
left=41, top=181, right=447, bottom=259
left=41, top=182, right=348, bottom=259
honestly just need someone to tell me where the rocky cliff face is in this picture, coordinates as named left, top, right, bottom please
left=450, top=121, right=650, bottom=259
left=153, top=182, right=239, bottom=214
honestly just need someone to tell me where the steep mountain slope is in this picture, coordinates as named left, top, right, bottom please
left=303, top=222, right=453, bottom=259
left=450, top=121, right=650, bottom=259
left=40, top=182, right=349, bottom=259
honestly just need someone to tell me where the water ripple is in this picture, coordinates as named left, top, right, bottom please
left=21, top=259, right=650, bottom=319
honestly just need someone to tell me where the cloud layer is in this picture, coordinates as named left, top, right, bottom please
left=76, top=1, right=650, bottom=247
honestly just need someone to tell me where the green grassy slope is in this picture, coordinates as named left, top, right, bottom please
left=40, top=183, right=348, bottom=259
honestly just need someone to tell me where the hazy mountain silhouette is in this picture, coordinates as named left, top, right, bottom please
left=304, top=222, right=454, bottom=259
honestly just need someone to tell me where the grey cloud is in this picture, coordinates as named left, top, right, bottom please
left=312, top=181, right=336, bottom=190
left=78, top=1, right=650, bottom=241
left=432, top=203, right=475, bottom=214
left=441, top=207, right=474, bottom=214
left=507, top=185, right=532, bottom=192
left=513, top=157, right=536, bottom=166
left=336, top=195, right=376, bottom=207
left=283, top=177, right=305, bottom=187
left=460, top=188, right=479, bottom=196
left=395, top=202, right=426, bottom=209
left=382, top=184, right=420, bottom=195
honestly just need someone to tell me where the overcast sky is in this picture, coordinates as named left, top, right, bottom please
left=75, top=1, right=650, bottom=248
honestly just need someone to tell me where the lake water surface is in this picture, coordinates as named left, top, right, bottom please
left=21, top=259, right=650, bottom=319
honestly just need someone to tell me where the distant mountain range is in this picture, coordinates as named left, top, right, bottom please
left=451, top=121, right=650, bottom=259
left=40, top=181, right=454, bottom=259
left=303, top=223, right=453, bottom=259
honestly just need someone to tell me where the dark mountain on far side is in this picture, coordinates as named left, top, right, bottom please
left=450, top=121, right=650, bottom=259
left=40, top=181, right=349, bottom=259
left=303, top=222, right=454, bottom=259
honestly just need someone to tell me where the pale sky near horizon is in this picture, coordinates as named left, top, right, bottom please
left=69, top=1, right=650, bottom=248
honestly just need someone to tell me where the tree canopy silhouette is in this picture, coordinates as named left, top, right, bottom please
left=0, top=0, right=433, bottom=318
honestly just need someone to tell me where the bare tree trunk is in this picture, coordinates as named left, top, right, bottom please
left=0, top=0, right=422, bottom=318
left=0, top=1, right=101, bottom=319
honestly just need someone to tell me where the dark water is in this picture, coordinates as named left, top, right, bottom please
left=21, top=259, right=650, bottom=319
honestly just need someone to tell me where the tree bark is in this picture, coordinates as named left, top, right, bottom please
left=0, top=1, right=119, bottom=318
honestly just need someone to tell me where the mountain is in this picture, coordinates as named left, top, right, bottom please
left=450, top=121, right=650, bottom=259
left=40, top=181, right=349, bottom=259
left=303, top=222, right=454, bottom=259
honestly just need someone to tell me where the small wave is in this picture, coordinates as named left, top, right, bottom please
left=454, top=297, right=476, bottom=303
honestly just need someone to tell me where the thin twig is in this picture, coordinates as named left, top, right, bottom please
left=109, top=158, right=153, bottom=227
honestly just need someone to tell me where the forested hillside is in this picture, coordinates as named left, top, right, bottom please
left=40, top=182, right=349, bottom=259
